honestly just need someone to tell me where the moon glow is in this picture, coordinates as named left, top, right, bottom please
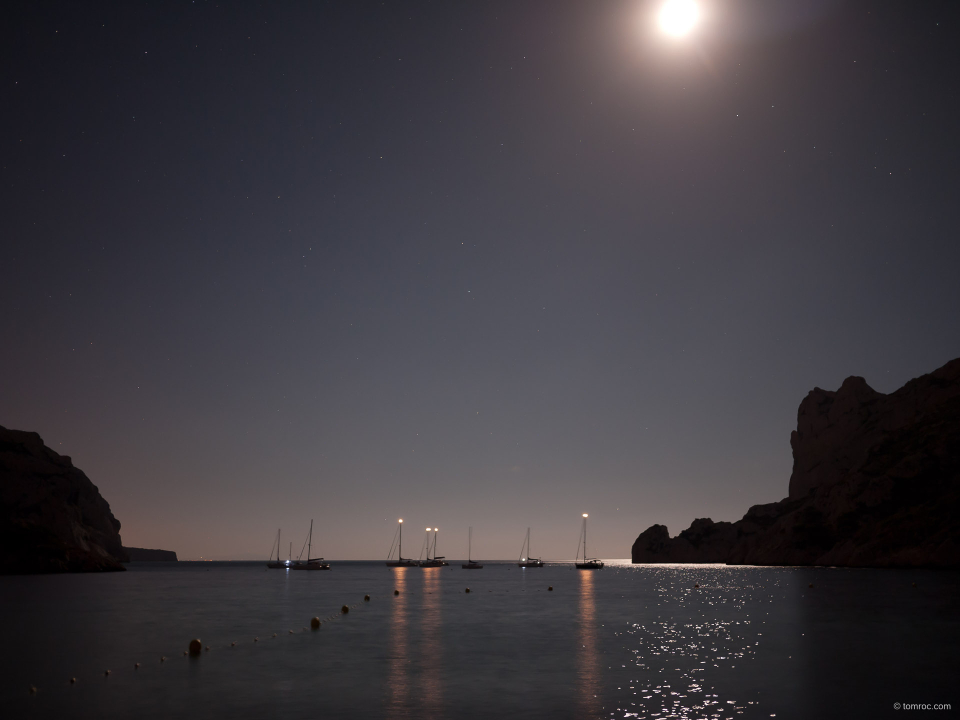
left=659, top=0, right=700, bottom=37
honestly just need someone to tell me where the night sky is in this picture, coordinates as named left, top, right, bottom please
left=3, top=1, right=959, bottom=561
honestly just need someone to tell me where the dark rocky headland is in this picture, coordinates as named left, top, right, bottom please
left=0, top=425, right=129, bottom=574
left=632, top=358, right=960, bottom=568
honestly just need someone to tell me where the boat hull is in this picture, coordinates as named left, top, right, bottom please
left=292, top=560, right=331, bottom=570
left=518, top=560, right=544, bottom=568
left=575, top=561, right=604, bottom=569
left=462, top=562, right=483, bottom=569
left=386, top=560, right=418, bottom=567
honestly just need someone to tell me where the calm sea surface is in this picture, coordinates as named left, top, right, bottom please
left=1, top=561, right=956, bottom=719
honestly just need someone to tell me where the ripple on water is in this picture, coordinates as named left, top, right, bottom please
left=607, top=566, right=776, bottom=719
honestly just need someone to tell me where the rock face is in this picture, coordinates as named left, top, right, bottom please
left=0, top=425, right=128, bottom=574
left=632, top=358, right=960, bottom=568
left=123, top=546, right=177, bottom=561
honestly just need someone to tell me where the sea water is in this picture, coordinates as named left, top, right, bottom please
left=1, top=561, right=956, bottom=719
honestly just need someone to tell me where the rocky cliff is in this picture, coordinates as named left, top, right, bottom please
left=0, top=425, right=128, bottom=573
left=632, top=358, right=960, bottom=568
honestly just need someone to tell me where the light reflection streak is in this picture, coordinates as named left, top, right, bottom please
left=386, top=567, right=409, bottom=718
left=578, top=569, right=601, bottom=717
left=419, top=567, right=443, bottom=718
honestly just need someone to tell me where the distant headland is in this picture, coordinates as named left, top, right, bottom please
left=632, top=358, right=960, bottom=568
left=123, top=546, right=178, bottom=562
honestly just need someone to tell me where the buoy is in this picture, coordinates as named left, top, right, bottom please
left=189, top=639, right=202, bottom=656
left=70, top=677, right=76, bottom=684
left=205, top=646, right=210, bottom=652
left=912, top=582, right=917, bottom=587
left=135, top=663, right=140, bottom=669
left=160, top=656, right=166, bottom=662
left=465, top=588, right=470, bottom=593
left=183, top=651, right=188, bottom=656
left=230, top=642, right=236, bottom=647
left=254, top=637, right=259, bottom=642
left=104, top=670, right=111, bottom=676
left=272, top=633, right=277, bottom=638
left=29, top=685, right=37, bottom=695
left=394, top=589, right=400, bottom=596
left=694, top=583, right=699, bottom=588
left=311, top=617, right=321, bottom=630
left=364, top=594, right=370, bottom=601
left=341, top=605, right=349, bottom=614
left=548, top=586, right=553, bottom=591
left=289, top=630, right=294, bottom=634
left=808, top=583, right=814, bottom=589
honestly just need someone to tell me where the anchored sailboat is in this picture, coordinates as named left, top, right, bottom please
left=386, top=518, right=417, bottom=567
left=291, top=519, right=330, bottom=570
left=267, top=528, right=286, bottom=568
left=575, top=513, right=603, bottom=569
left=517, top=527, right=544, bottom=568
left=462, top=526, right=483, bottom=569
left=419, top=527, right=448, bottom=567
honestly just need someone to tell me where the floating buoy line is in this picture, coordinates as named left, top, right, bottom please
left=25, top=592, right=380, bottom=695
left=27, top=583, right=561, bottom=695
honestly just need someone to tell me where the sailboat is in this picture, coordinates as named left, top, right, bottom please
left=267, top=528, right=286, bottom=568
left=575, top=513, right=603, bottom=569
left=517, top=527, right=544, bottom=568
left=386, top=518, right=417, bottom=567
left=291, top=519, right=330, bottom=570
left=419, top=527, right=448, bottom=567
left=462, top=526, right=483, bottom=569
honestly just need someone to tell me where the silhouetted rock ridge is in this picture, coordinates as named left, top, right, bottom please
left=632, top=358, right=960, bottom=568
left=1, top=425, right=128, bottom=573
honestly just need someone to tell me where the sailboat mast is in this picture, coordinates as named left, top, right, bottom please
left=527, top=527, right=531, bottom=558
left=469, top=526, right=472, bottom=562
left=584, top=516, right=587, bottom=560
left=308, top=519, right=313, bottom=561
left=399, top=520, right=402, bottom=559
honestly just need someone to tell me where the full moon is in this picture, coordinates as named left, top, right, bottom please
left=658, top=0, right=700, bottom=37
